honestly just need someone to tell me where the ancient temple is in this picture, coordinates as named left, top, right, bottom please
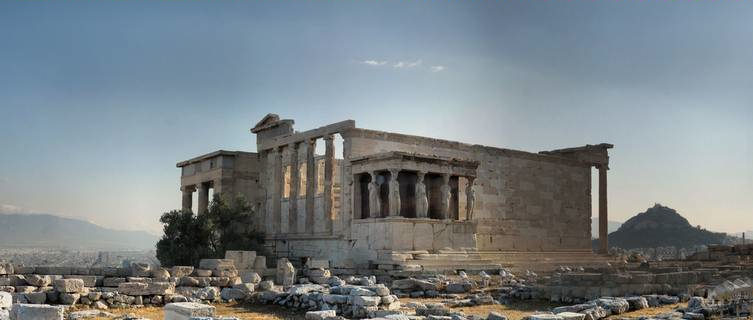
left=177, top=114, right=615, bottom=272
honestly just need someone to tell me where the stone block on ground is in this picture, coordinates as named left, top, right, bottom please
left=9, top=304, right=64, bottom=320
left=129, top=263, right=151, bottom=277
left=219, top=288, right=247, bottom=301
left=239, top=271, right=261, bottom=284
left=0, top=292, right=11, bottom=309
left=488, top=311, right=507, bottom=320
left=170, top=266, right=195, bottom=278
left=305, top=310, right=336, bottom=320
left=529, top=314, right=564, bottom=320
left=198, top=259, right=234, bottom=271
left=556, top=312, right=586, bottom=320
left=225, top=251, right=256, bottom=270
left=52, top=279, right=84, bottom=293
left=164, top=302, right=215, bottom=320
left=275, top=259, right=295, bottom=286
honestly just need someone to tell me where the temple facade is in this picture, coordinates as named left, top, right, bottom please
left=177, top=114, right=614, bottom=271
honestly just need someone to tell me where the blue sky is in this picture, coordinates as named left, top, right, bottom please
left=0, top=1, right=751, bottom=234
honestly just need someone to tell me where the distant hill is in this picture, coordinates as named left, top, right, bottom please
left=595, top=204, right=731, bottom=250
left=0, top=213, right=159, bottom=250
left=591, top=218, right=622, bottom=239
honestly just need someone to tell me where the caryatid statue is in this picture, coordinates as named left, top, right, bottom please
left=368, top=172, right=381, bottom=218
left=440, top=173, right=451, bottom=220
left=415, top=171, right=429, bottom=218
left=388, top=169, right=401, bottom=217
left=465, top=177, right=476, bottom=220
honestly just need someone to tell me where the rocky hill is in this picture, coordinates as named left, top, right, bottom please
left=0, top=213, right=159, bottom=250
left=595, top=204, right=731, bottom=250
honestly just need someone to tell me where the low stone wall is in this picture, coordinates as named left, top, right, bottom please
left=0, top=259, right=263, bottom=309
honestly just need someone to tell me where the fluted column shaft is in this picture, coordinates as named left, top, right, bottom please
left=305, top=139, right=317, bottom=233
left=324, top=135, right=335, bottom=233
left=598, top=165, right=609, bottom=254
left=273, top=147, right=283, bottom=234
left=288, top=143, right=300, bottom=234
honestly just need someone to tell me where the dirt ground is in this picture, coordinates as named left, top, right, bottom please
left=81, top=300, right=685, bottom=320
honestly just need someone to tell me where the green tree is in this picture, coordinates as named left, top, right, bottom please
left=155, top=194, right=263, bottom=267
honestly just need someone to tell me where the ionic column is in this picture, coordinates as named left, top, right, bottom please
left=288, top=142, right=300, bottom=234
left=305, top=139, right=317, bottom=233
left=323, top=134, right=335, bottom=234
left=197, top=183, right=209, bottom=215
left=415, top=171, right=428, bottom=218
left=181, top=186, right=194, bottom=211
left=273, top=146, right=283, bottom=234
left=465, top=177, right=476, bottom=221
left=368, top=171, right=381, bottom=218
left=598, top=165, right=609, bottom=254
left=439, top=173, right=451, bottom=220
left=388, top=169, right=401, bottom=217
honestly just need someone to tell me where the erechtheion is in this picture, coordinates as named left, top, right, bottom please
left=177, top=114, right=614, bottom=272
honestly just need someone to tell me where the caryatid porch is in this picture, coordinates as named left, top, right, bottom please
left=350, top=152, right=479, bottom=221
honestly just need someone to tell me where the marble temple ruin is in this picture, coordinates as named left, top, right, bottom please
left=177, top=114, right=615, bottom=272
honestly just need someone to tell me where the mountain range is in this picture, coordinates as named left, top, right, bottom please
left=0, top=213, right=159, bottom=250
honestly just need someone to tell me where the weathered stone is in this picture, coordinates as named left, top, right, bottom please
left=24, top=276, right=51, bottom=287
left=529, top=314, right=563, bottom=320
left=151, top=268, right=171, bottom=280
left=239, top=271, right=261, bottom=284
left=220, top=288, right=247, bottom=301
left=0, top=292, right=11, bottom=309
left=488, top=311, right=507, bottom=320
left=198, top=259, right=234, bottom=271
left=352, top=295, right=380, bottom=306
left=305, top=310, right=336, bottom=320
left=9, top=304, right=63, bottom=320
left=59, top=293, right=80, bottom=305
left=164, top=302, right=215, bottom=320
left=556, top=312, right=585, bottom=320
left=67, top=310, right=114, bottom=320
left=257, top=280, right=274, bottom=291
left=129, top=263, right=151, bottom=277
left=446, top=282, right=472, bottom=293
left=626, top=296, right=649, bottom=310
left=275, top=259, right=296, bottom=286
left=117, top=282, right=174, bottom=296
left=24, top=292, right=46, bottom=304
left=170, top=266, right=194, bottom=278
left=53, top=279, right=84, bottom=293
left=192, top=269, right=213, bottom=277
left=63, top=275, right=99, bottom=287
left=102, top=277, right=125, bottom=287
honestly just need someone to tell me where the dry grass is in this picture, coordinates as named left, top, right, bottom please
left=81, top=300, right=685, bottom=320
left=85, top=302, right=305, bottom=320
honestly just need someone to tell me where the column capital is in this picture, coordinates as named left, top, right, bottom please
left=388, top=168, right=400, bottom=176
left=180, top=185, right=195, bottom=192
left=323, top=134, right=334, bottom=141
left=288, top=141, right=300, bottom=150
left=306, top=138, right=317, bottom=146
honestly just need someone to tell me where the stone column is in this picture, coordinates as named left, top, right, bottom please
left=197, top=183, right=209, bottom=215
left=288, top=142, right=300, bottom=234
left=323, top=134, right=335, bottom=234
left=598, top=165, right=609, bottom=254
left=273, top=147, right=283, bottom=235
left=388, top=169, right=401, bottom=217
left=368, top=171, right=381, bottom=218
left=305, top=139, right=317, bottom=233
left=415, top=171, right=428, bottom=218
left=181, top=186, right=194, bottom=212
left=440, top=173, right=451, bottom=220
left=465, top=177, right=476, bottom=221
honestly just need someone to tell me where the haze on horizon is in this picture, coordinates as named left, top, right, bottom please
left=0, top=1, right=751, bottom=236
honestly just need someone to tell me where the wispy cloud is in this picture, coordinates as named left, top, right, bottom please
left=430, top=65, right=446, bottom=72
left=393, top=59, right=422, bottom=68
left=362, top=60, right=387, bottom=66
